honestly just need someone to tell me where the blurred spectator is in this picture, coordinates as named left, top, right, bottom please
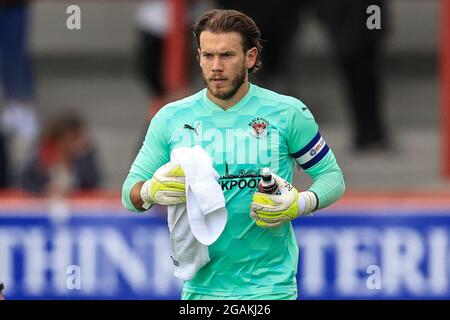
left=134, top=0, right=168, bottom=118
left=134, top=0, right=210, bottom=120
left=315, top=0, right=389, bottom=152
left=21, top=113, right=101, bottom=196
left=217, top=0, right=390, bottom=152
left=134, top=0, right=190, bottom=119
left=0, top=0, right=39, bottom=185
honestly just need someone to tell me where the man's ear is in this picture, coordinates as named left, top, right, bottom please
left=246, top=47, right=258, bottom=69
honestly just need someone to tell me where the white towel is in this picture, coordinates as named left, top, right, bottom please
left=168, top=145, right=227, bottom=280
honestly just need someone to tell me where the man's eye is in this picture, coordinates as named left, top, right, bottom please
left=203, top=53, right=213, bottom=58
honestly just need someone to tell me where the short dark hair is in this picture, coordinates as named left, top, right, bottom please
left=43, top=112, right=84, bottom=144
left=193, top=9, right=263, bottom=73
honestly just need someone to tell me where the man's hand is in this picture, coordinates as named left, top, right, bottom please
left=250, top=173, right=317, bottom=228
left=140, top=162, right=186, bottom=208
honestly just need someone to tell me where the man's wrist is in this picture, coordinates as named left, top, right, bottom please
left=298, top=191, right=318, bottom=216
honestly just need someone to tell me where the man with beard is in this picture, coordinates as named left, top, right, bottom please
left=122, top=9, right=345, bottom=300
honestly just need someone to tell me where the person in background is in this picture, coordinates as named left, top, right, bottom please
left=134, top=0, right=170, bottom=119
left=134, top=0, right=212, bottom=120
left=0, top=0, right=39, bottom=184
left=315, top=0, right=389, bottom=152
left=21, top=113, right=101, bottom=196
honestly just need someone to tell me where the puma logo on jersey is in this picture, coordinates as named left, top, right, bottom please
left=183, top=123, right=199, bottom=136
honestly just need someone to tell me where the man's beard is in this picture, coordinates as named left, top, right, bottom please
left=204, top=66, right=246, bottom=100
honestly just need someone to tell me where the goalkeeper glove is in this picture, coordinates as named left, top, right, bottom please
left=250, top=173, right=318, bottom=228
left=140, top=161, right=186, bottom=209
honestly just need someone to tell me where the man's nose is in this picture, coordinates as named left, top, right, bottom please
left=211, top=56, right=223, bottom=72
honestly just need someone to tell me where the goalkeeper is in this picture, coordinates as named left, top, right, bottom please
left=122, top=9, right=345, bottom=300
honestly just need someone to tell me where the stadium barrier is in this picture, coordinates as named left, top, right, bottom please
left=1, top=192, right=450, bottom=299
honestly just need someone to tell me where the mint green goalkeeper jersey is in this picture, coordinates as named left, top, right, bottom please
left=122, top=83, right=345, bottom=297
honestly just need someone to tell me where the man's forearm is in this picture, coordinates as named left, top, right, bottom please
left=309, top=169, right=345, bottom=210
left=303, top=149, right=345, bottom=211
left=130, top=181, right=146, bottom=211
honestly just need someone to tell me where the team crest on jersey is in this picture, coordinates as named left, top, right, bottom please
left=248, top=117, right=270, bottom=139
